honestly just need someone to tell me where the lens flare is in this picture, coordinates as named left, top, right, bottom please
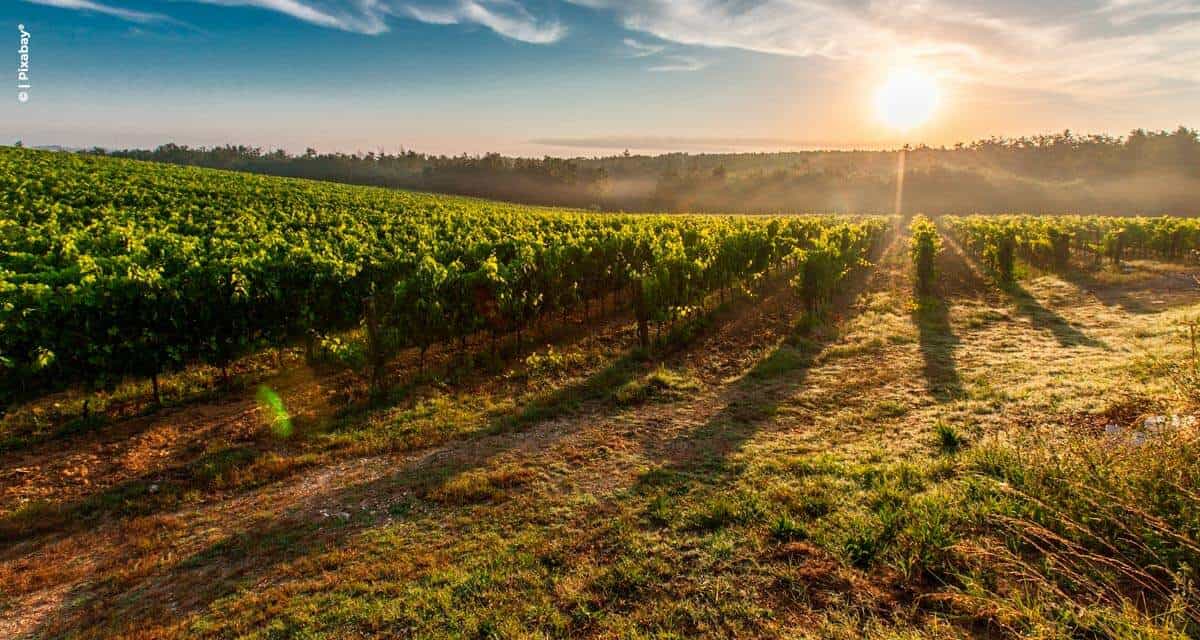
left=256, top=385, right=293, bottom=438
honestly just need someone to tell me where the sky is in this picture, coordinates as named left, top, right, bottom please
left=2, top=0, right=1198, bottom=157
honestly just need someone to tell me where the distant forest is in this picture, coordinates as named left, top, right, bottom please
left=94, top=127, right=1200, bottom=215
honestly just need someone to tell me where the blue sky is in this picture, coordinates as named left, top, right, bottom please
left=3, top=0, right=1198, bottom=156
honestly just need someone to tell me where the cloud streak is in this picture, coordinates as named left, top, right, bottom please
left=623, top=37, right=665, bottom=57
left=23, top=0, right=169, bottom=24
left=41, top=0, right=568, bottom=42
left=189, top=0, right=383, bottom=32
left=397, top=1, right=566, bottom=43
left=647, top=54, right=707, bottom=72
left=622, top=36, right=707, bottom=72
left=1102, top=0, right=1200, bottom=25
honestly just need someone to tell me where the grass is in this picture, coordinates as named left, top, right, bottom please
left=426, top=466, right=540, bottom=505
left=613, top=365, right=701, bottom=405
left=920, top=426, right=1200, bottom=636
left=5, top=251, right=1200, bottom=639
left=769, top=514, right=809, bottom=542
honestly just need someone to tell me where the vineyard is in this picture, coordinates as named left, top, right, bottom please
left=3, top=149, right=1200, bottom=640
left=0, top=147, right=887, bottom=410
left=944, top=214, right=1200, bottom=282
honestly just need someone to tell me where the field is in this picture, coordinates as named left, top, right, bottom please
left=2, top=149, right=1200, bottom=639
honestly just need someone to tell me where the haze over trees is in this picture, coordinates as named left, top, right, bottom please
left=99, top=127, right=1200, bottom=215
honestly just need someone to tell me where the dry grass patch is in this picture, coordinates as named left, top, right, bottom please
left=425, top=466, right=541, bottom=505
left=613, top=366, right=701, bottom=406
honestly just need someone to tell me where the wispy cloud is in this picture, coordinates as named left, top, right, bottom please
left=623, top=37, right=664, bottom=57
left=195, top=0, right=566, bottom=41
left=621, top=36, right=706, bottom=72
left=397, top=1, right=566, bottom=43
left=1101, top=0, right=1200, bottom=25
left=23, top=0, right=169, bottom=24
left=647, top=54, right=706, bottom=72
left=189, top=0, right=384, bottom=32
left=571, top=0, right=1200, bottom=98
left=36, top=0, right=567, bottom=42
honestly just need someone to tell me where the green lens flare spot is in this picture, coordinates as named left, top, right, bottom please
left=256, top=385, right=293, bottom=438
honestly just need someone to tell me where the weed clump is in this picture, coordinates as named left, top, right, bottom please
left=770, top=514, right=809, bottom=542
left=934, top=422, right=965, bottom=453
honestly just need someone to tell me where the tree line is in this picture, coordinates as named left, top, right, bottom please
left=84, top=127, right=1200, bottom=215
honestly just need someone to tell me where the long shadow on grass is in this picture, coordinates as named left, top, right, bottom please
left=914, top=297, right=964, bottom=402
left=639, top=240, right=889, bottom=483
left=1056, top=265, right=1200, bottom=316
left=19, top=281, right=799, bottom=637
left=643, top=334, right=825, bottom=478
left=1000, top=280, right=1107, bottom=349
left=939, top=230, right=1106, bottom=350
left=908, top=238, right=980, bottom=402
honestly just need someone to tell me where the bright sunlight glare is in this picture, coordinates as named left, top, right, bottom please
left=875, top=68, right=940, bottom=131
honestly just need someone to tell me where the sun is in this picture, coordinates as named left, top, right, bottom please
left=875, top=68, right=940, bottom=131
